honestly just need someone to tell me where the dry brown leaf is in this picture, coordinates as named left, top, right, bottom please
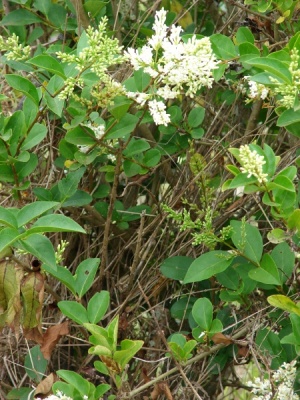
left=24, top=326, right=44, bottom=344
left=211, top=332, right=233, bottom=345
left=35, top=372, right=57, bottom=396
left=151, top=382, right=173, bottom=400
left=40, top=321, right=69, bottom=360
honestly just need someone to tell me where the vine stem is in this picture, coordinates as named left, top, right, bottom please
left=128, top=324, right=250, bottom=398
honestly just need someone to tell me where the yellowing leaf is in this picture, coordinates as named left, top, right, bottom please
left=267, top=295, right=300, bottom=316
left=276, top=16, right=285, bottom=24
left=21, top=271, right=44, bottom=330
left=170, top=0, right=193, bottom=28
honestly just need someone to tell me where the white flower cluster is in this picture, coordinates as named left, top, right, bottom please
left=125, top=8, right=219, bottom=125
left=247, top=360, right=299, bottom=400
left=57, top=17, right=125, bottom=101
left=0, top=33, right=31, bottom=61
left=239, top=144, right=268, bottom=184
left=36, top=391, right=75, bottom=400
left=270, top=48, right=300, bottom=108
left=246, top=78, right=269, bottom=100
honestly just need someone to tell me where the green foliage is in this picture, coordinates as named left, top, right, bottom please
left=1, top=1, right=300, bottom=399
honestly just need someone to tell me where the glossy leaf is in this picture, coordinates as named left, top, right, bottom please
left=58, top=301, right=89, bottom=325
left=246, top=57, right=292, bottom=84
left=1, top=9, right=42, bottom=25
left=160, top=256, right=193, bottom=281
left=184, top=251, right=233, bottom=283
left=28, top=54, right=66, bottom=78
left=192, top=298, right=213, bottom=331
left=56, top=370, right=90, bottom=397
left=5, top=74, right=39, bottom=105
left=87, top=291, right=110, bottom=324
left=188, top=107, right=205, bottom=128
left=74, top=258, right=100, bottom=298
left=16, top=201, right=60, bottom=227
left=28, top=214, right=86, bottom=234
left=210, top=34, right=237, bottom=60
left=21, top=123, right=47, bottom=151
left=230, top=220, right=263, bottom=264
left=0, top=207, right=18, bottom=228
left=248, top=254, right=281, bottom=285
left=19, top=234, right=57, bottom=270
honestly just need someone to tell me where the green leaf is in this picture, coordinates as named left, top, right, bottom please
left=230, top=220, right=263, bottom=264
left=19, top=234, right=57, bottom=270
left=160, top=256, right=193, bottom=281
left=143, top=149, right=161, bottom=167
left=268, top=176, right=295, bottom=192
left=210, top=34, right=237, bottom=60
left=248, top=254, right=281, bottom=285
left=291, top=314, right=300, bottom=343
left=44, top=75, right=65, bottom=116
left=106, top=114, right=138, bottom=139
left=62, top=190, right=92, bottom=207
left=271, top=242, right=295, bottom=284
left=87, top=291, right=110, bottom=324
left=277, top=109, right=300, bottom=131
left=216, top=267, right=240, bottom=290
left=1, top=9, right=42, bottom=25
left=246, top=57, right=292, bottom=84
left=209, top=319, right=223, bottom=336
left=15, top=153, right=38, bottom=179
left=84, top=0, right=107, bottom=17
left=65, top=126, right=96, bottom=146
left=287, top=209, right=300, bottom=231
left=0, top=207, right=18, bottom=228
left=235, top=27, right=255, bottom=44
left=108, top=96, right=131, bottom=120
left=5, top=75, right=39, bottom=106
left=0, top=227, right=20, bottom=254
left=74, top=258, right=100, bottom=298
left=184, top=251, right=233, bottom=283
left=123, top=159, right=143, bottom=177
left=17, top=201, right=60, bottom=227
left=28, top=214, right=86, bottom=234
left=58, top=301, right=89, bottom=325
left=192, top=298, right=213, bottom=331
left=228, top=172, right=258, bottom=188
left=134, top=69, right=151, bottom=92
left=43, top=264, right=76, bottom=295
left=239, top=43, right=260, bottom=58
left=187, top=107, right=205, bottom=128
left=28, top=54, right=66, bottom=78
left=21, top=123, right=47, bottom=151
left=123, top=138, right=150, bottom=157
left=58, top=167, right=86, bottom=202
left=267, top=295, right=300, bottom=316
left=56, top=370, right=90, bottom=397
left=114, top=339, right=144, bottom=370
left=95, top=383, right=111, bottom=398
left=24, top=345, right=47, bottom=382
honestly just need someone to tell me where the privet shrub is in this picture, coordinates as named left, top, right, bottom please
left=0, top=1, right=300, bottom=399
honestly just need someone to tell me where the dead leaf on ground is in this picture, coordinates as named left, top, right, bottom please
left=211, top=332, right=233, bottom=345
left=40, top=321, right=69, bottom=360
left=151, top=382, right=173, bottom=400
left=35, top=372, right=57, bottom=396
left=24, top=326, right=44, bottom=344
